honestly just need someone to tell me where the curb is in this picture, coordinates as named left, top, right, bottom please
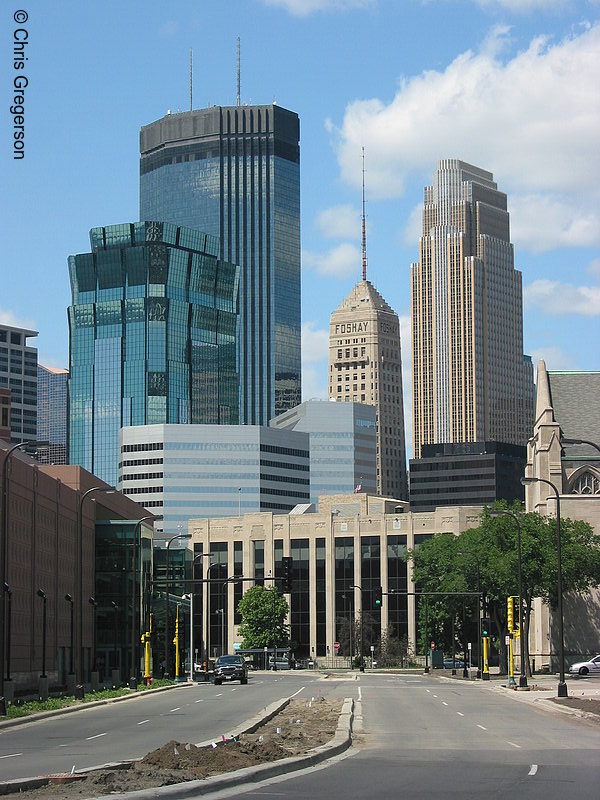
left=0, top=697, right=354, bottom=799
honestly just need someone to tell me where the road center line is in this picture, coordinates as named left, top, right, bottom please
left=477, top=724, right=487, bottom=730
left=528, top=765, right=538, bottom=776
left=86, top=733, right=107, bottom=740
left=0, top=753, right=22, bottom=759
left=137, top=720, right=149, bottom=725
left=507, top=740, right=521, bottom=749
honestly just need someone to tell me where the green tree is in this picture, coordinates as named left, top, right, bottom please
left=407, top=504, right=600, bottom=675
left=237, top=586, right=290, bottom=650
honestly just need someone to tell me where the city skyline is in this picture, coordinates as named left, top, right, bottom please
left=3, top=1, right=599, bottom=459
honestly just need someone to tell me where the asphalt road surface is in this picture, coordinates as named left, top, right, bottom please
left=201, top=673, right=600, bottom=800
left=0, top=672, right=334, bottom=781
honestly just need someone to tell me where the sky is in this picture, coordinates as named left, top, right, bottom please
left=2, top=0, right=599, bottom=457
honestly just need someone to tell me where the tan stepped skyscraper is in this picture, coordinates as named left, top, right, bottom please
left=411, top=159, right=534, bottom=459
left=328, top=152, right=408, bottom=500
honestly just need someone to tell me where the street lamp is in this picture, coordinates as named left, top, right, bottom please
left=341, top=593, right=353, bottom=669
left=182, top=592, right=194, bottom=681
left=350, top=584, right=365, bottom=672
left=490, top=510, right=527, bottom=688
left=111, top=600, right=119, bottom=682
left=37, top=589, right=47, bottom=678
left=521, top=475, right=567, bottom=697
left=3, top=583, right=11, bottom=683
left=88, top=597, right=98, bottom=674
left=561, top=437, right=600, bottom=455
left=130, top=515, right=161, bottom=683
left=78, top=486, right=115, bottom=685
left=1, top=439, right=48, bottom=715
left=216, top=609, right=224, bottom=656
left=164, top=532, right=192, bottom=677
left=65, top=593, right=74, bottom=678
left=205, top=561, right=224, bottom=664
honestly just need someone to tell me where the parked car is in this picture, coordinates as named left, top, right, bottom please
left=269, top=658, right=291, bottom=670
left=213, top=654, right=248, bottom=685
left=568, top=655, right=600, bottom=676
left=443, top=658, right=465, bottom=669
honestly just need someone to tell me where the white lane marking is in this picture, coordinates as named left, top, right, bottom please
left=507, top=741, right=521, bottom=749
left=214, top=694, right=223, bottom=698
left=433, top=694, right=438, bottom=698
left=457, top=712, right=464, bottom=716
left=477, top=724, right=487, bottom=730
left=426, top=689, right=431, bottom=693
left=291, top=687, right=304, bottom=698
left=169, top=707, right=181, bottom=712
left=86, top=733, right=107, bottom=740
left=528, top=765, right=538, bottom=776
left=0, top=753, right=22, bottom=759
left=195, top=699, right=204, bottom=703
left=358, top=686, right=362, bottom=701
left=442, top=701, right=448, bottom=706
left=137, top=720, right=149, bottom=725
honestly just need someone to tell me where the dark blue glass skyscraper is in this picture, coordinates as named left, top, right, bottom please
left=68, top=221, right=239, bottom=487
left=139, top=104, right=301, bottom=425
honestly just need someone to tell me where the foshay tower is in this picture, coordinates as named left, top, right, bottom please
left=328, top=153, right=408, bottom=500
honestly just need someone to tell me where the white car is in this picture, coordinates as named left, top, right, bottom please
left=568, top=655, right=600, bottom=676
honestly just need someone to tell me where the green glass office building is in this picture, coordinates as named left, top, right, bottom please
left=68, top=221, right=240, bottom=487
left=140, top=104, right=301, bottom=425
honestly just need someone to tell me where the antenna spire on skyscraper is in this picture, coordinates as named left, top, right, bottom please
left=362, top=147, right=367, bottom=282
left=237, top=37, right=241, bottom=107
left=189, top=49, right=193, bottom=111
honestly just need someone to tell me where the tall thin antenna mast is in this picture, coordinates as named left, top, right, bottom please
left=362, top=147, right=367, bottom=282
left=237, top=37, right=241, bottom=107
left=189, top=49, right=193, bottom=111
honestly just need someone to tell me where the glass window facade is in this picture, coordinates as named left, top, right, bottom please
left=68, top=221, right=240, bottom=487
left=140, top=105, right=301, bottom=425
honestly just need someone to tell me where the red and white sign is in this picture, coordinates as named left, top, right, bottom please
left=430, top=641, right=435, bottom=650
left=334, top=641, right=340, bottom=652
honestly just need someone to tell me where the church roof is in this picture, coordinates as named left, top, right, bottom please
left=546, top=368, right=600, bottom=461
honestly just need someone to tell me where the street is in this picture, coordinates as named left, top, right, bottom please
left=1, top=673, right=600, bottom=799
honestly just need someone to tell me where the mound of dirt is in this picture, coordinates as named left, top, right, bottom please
left=550, top=695, right=600, bottom=722
left=9, top=697, right=343, bottom=799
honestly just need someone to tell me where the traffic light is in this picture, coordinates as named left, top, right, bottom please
left=374, top=586, right=383, bottom=606
left=481, top=618, right=490, bottom=637
left=507, top=596, right=514, bottom=632
left=281, top=556, right=293, bottom=592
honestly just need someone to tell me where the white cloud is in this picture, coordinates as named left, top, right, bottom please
left=510, top=194, right=600, bottom=252
left=261, top=0, right=374, bottom=16
left=315, top=204, right=360, bottom=240
left=301, top=322, right=330, bottom=400
left=402, top=203, right=423, bottom=248
left=0, top=308, right=37, bottom=330
left=524, top=279, right=600, bottom=315
left=587, top=258, right=600, bottom=278
left=303, top=242, right=361, bottom=278
left=330, top=25, right=600, bottom=249
left=530, top=345, right=575, bottom=371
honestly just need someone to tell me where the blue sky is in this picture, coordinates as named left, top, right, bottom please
left=2, top=0, right=599, bottom=456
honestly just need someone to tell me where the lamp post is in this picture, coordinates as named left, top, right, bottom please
left=183, top=593, right=194, bottom=681
left=3, top=583, right=11, bottom=682
left=490, top=510, right=527, bottom=688
left=78, top=486, right=115, bottom=685
left=521, top=475, right=567, bottom=697
left=351, top=584, right=364, bottom=672
left=111, top=600, right=119, bottom=681
left=65, top=593, right=74, bottom=678
left=88, top=597, right=98, bottom=674
left=164, top=532, right=192, bottom=677
left=130, top=515, right=160, bottom=683
left=342, top=592, right=353, bottom=669
left=205, top=561, right=223, bottom=664
left=37, top=589, right=47, bottom=678
left=1, top=439, right=48, bottom=715
left=561, top=437, right=600, bottom=455
left=216, top=609, right=224, bottom=656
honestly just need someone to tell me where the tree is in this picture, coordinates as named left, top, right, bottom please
left=406, top=503, right=600, bottom=675
left=236, top=586, right=290, bottom=650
